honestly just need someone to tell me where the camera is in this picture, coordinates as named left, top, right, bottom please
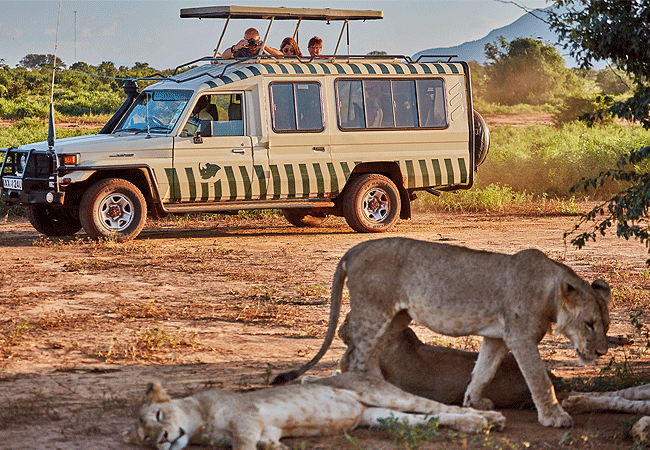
left=247, top=38, right=261, bottom=47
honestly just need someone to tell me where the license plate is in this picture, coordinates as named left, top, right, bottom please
left=2, top=177, right=22, bottom=190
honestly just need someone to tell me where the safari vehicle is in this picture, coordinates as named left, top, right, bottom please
left=0, top=6, right=489, bottom=241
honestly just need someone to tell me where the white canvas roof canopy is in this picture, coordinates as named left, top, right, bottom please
left=180, top=5, right=383, bottom=58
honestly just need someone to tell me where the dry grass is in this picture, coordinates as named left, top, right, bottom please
left=96, top=326, right=201, bottom=363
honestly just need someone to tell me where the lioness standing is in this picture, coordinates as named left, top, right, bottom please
left=273, top=238, right=611, bottom=428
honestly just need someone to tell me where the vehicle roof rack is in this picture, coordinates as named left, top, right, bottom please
left=180, top=6, right=383, bottom=21
left=180, top=5, right=383, bottom=59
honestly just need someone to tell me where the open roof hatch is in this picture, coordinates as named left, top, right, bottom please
left=180, top=5, right=383, bottom=58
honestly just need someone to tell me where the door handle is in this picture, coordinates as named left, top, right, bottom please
left=313, top=146, right=325, bottom=152
left=231, top=148, right=245, bottom=154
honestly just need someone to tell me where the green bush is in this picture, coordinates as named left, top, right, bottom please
left=477, top=122, right=650, bottom=198
left=0, top=95, right=49, bottom=119
left=414, top=183, right=533, bottom=212
left=0, top=118, right=96, bottom=148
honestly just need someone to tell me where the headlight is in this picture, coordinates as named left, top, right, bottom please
left=16, top=153, right=27, bottom=176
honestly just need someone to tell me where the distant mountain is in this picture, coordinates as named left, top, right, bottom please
left=414, top=7, right=597, bottom=68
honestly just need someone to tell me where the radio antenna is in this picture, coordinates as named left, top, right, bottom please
left=48, top=0, right=62, bottom=149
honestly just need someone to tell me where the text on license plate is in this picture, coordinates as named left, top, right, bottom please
left=2, top=177, right=22, bottom=190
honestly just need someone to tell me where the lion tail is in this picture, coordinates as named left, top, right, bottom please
left=271, top=257, right=347, bottom=385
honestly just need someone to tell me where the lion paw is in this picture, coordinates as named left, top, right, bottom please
left=456, top=415, right=490, bottom=434
left=538, top=409, right=573, bottom=428
left=480, top=410, right=506, bottom=431
left=467, top=397, right=495, bottom=411
left=561, top=395, right=590, bottom=414
left=632, top=416, right=650, bottom=443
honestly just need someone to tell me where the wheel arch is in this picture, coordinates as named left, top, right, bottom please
left=342, top=161, right=411, bottom=220
left=63, top=166, right=165, bottom=219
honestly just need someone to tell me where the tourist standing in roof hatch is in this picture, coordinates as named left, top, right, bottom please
left=222, top=28, right=281, bottom=58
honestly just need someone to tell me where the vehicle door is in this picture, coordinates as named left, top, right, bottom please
left=172, top=93, right=263, bottom=203
left=267, top=80, right=333, bottom=200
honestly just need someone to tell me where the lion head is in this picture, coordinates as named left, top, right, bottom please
left=555, top=279, right=611, bottom=365
left=123, top=383, right=190, bottom=450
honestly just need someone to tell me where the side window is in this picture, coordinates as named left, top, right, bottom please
left=392, top=80, right=418, bottom=128
left=270, top=82, right=323, bottom=132
left=295, top=84, right=323, bottom=130
left=182, top=93, right=245, bottom=137
left=337, top=80, right=365, bottom=128
left=364, top=80, right=394, bottom=128
left=337, top=78, right=447, bottom=130
left=416, top=80, right=447, bottom=127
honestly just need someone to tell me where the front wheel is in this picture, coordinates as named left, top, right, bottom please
left=342, top=174, right=400, bottom=233
left=79, top=179, right=147, bottom=241
left=282, top=209, right=328, bottom=228
left=27, top=205, right=82, bottom=237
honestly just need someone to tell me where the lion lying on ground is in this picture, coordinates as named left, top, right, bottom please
left=563, top=384, right=650, bottom=443
left=341, top=323, right=535, bottom=408
left=273, top=238, right=611, bottom=428
left=124, top=372, right=505, bottom=450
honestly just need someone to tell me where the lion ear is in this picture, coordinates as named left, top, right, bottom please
left=144, top=382, right=171, bottom=404
left=559, top=281, right=579, bottom=308
left=591, top=279, right=611, bottom=303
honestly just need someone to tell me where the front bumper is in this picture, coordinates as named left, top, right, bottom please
left=1, top=147, right=61, bottom=205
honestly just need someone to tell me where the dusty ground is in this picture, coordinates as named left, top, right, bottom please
left=1, top=208, right=650, bottom=450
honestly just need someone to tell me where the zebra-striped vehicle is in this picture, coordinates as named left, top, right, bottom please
left=0, top=6, right=489, bottom=241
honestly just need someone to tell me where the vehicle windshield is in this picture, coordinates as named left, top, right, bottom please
left=114, top=90, right=193, bottom=134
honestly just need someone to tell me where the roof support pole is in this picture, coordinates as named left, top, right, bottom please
left=292, top=18, right=302, bottom=42
left=259, top=17, right=275, bottom=56
left=334, top=19, right=348, bottom=55
left=213, top=15, right=231, bottom=57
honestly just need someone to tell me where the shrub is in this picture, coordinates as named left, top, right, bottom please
left=478, top=122, right=650, bottom=198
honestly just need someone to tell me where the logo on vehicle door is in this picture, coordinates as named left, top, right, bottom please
left=199, top=163, right=221, bottom=180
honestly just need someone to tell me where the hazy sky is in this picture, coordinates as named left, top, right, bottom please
left=1, top=0, right=549, bottom=69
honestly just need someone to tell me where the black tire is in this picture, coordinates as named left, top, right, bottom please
left=342, top=174, right=400, bottom=233
left=473, top=110, right=490, bottom=168
left=27, top=205, right=82, bottom=237
left=282, top=209, right=328, bottom=228
left=79, top=179, right=147, bottom=241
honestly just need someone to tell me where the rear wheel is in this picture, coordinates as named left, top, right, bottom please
left=27, top=205, right=82, bottom=237
left=282, top=209, right=328, bottom=228
left=342, top=174, right=400, bottom=233
left=473, top=110, right=490, bottom=168
left=79, top=178, right=147, bottom=241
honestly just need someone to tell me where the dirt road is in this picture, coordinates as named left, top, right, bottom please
left=1, top=210, right=649, bottom=449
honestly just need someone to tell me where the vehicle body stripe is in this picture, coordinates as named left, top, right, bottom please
left=185, top=167, right=196, bottom=202
left=327, top=162, right=339, bottom=195
left=224, top=166, right=237, bottom=200
left=458, top=158, right=468, bottom=184
left=419, top=159, right=430, bottom=187
left=254, top=164, right=267, bottom=200
left=431, top=159, right=442, bottom=185
left=444, top=158, right=454, bottom=185
left=214, top=180, right=222, bottom=201
left=284, top=164, right=296, bottom=198
left=165, top=168, right=181, bottom=203
left=239, top=166, right=252, bottom=200
left=405, top=160, right=415, bottom=189
left=270, top=164, right=281, bottom=199
left=340, top=161, right=351, bottom=182
left=299, top=163, right=310, bottom=198
left=313, top=163, right=325, bottom=197
left=363, top=64, right=376, bottom=74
